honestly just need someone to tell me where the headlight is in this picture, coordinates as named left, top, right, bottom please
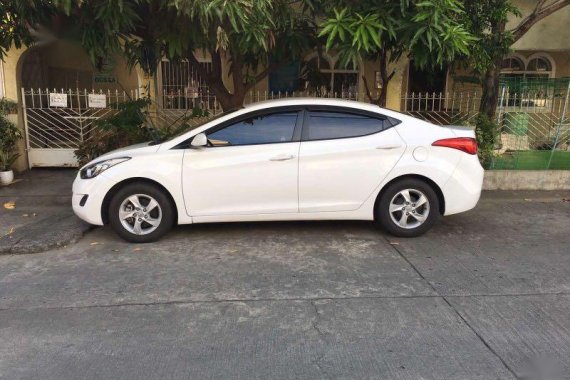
left=80, top=157, right=130, bottom=179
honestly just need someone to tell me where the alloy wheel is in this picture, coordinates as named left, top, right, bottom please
left=119, top=194, right=162, bottom=235
left=388, top=189, right=430, bottom=229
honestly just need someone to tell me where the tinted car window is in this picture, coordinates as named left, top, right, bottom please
left=207, top=112, right=298, bottom=146
left=306, top=111, right=386, bottom=141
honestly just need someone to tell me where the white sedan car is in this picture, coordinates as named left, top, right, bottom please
left=73, top=98, right=483, bottom=243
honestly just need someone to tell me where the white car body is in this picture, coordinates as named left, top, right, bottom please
left=72, top=98, right=483, bottom=233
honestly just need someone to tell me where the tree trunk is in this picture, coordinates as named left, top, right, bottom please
left=479, top=60, right=502, bottom=119
left=214, top=84, right=247, bottom=111
left=478, top=17, right=506, bottom=119
left=187, top=50, right=248, bottom=112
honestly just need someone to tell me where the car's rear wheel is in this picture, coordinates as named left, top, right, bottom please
left=376, top=178, right=440, bottom=237
left=109, top=182, right=175, bottom=243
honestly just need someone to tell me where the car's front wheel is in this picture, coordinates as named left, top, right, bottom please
left=376, top=178, right=440, bottom=237
left=109, top=182, right=175, bottom=243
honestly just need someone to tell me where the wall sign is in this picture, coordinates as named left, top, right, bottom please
left=88, top=94, right=107, bottom=108
left=49, top=93, right=68, bottom=107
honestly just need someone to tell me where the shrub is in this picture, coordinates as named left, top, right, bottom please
left=473, top=114, right=499, bottom=169
left=0, top=98, right=18, bottom=115
left=0, top=100, right=22, bottom=171
left=75, top=98, right=154, bottom=166
left=75, top=99, right=210, bottom=166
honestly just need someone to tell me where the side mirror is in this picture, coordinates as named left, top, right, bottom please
left=191, top=133, right=208, bottom=148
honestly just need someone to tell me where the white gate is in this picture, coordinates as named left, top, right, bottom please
left=21, top=88, right=135, bottom=168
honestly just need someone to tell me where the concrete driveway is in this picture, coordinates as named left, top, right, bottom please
left=0, top=187, right=569, bottom=379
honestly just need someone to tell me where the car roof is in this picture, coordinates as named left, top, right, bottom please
left=161, top=98, right=415, bottom=149
left=241, top=97, right=391, bottom=115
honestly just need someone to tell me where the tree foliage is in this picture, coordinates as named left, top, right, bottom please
left=461, top=1, right=519, bottom=73
left=4, top=0, right=567, bottom=114
left=1, top=0, right=319, bottom=110
left=0, top=102, right=22, bottom=170
left=0, top=1, right=54, bottom=59
left=460, top=0, right=570, bottom=117
left=318, top=0, right=475, bottom=105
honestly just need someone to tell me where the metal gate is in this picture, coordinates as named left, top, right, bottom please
left=21, top=88, right=134, bottom=168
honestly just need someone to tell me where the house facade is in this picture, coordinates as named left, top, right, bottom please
left=1, top=0, right=569, bottom=170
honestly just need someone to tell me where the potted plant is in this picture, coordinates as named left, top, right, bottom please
left=0, top=151, right=20, bottom=185
left=0, top=99, right=22, bottom=185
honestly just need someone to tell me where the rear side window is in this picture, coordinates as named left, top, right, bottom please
left=305, top=111, right=387, bottom=141
left=207, top=112, right=298, bottom=146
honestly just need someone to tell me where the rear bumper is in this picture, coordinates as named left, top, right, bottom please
left=442, top=155, right=484, bottom=216
left=72, top=173, right=115, bottom=225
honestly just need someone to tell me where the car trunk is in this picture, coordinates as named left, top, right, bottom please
left=445, top=125, right=476, bottom=139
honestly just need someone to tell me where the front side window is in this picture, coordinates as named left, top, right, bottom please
left=306, top=111, right=386, bottom=141
left=207, top=112, right=298, bottom=146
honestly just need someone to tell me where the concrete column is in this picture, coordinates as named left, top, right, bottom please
left=2, top=47, right=28, bottom=172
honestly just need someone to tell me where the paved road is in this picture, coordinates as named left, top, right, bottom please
left=0, top=190, right=569, bottom=379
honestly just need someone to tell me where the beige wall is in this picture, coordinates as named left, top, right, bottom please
left=16, top=40, right=138, bottom=92
left=0, top=61, right=5, bottom=98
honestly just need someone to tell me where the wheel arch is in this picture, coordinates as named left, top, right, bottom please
left=101, top=177, right=179, bottom=225
left=374, top=174, right=445, bottom=219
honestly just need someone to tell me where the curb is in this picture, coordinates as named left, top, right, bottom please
left=0, top=212, right=93, bottom=255
left=483, top=170, right=570, bottom=190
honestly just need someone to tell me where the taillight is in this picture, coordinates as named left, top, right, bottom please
left=432, top=137, right=478, bottom=155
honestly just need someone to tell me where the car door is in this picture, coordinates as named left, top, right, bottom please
left=298, top=108, right=406, bottom=212
left=182, top=109, right=302, bottom=217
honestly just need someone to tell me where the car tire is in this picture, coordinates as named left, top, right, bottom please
left=376, top=178, right=440, bottom=238
left=109, top=182, right=175, bottom=243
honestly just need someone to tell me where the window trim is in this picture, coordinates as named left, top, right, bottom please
left=301, top=106, right=400, bottom=143
left=303, top=53, right=361, bottom=94
left=499, top=53, right=556, bottom=79
left=184, top=106, right=305, bottom=148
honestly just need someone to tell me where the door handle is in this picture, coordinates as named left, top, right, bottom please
left=376, top=144, right=403, bottom=150
left=269, top=154, right=295, bottom=161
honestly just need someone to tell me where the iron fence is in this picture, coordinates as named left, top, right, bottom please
left=401, top=91, right=482, bottom=126
left=160, top=88, right=364, bottom=114
left=21, top=88, right=139, bottom=167
left=160, top=59, right=212, bottom=110
left=20, top=85, right=570, bottom=170
left=493, top=84, right=570, bottom=170
left=401, top=87, right=570, bottom=170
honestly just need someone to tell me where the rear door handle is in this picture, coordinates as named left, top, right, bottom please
left=269, top=154, right=296, bottom=161
left=376, top=144, right=403, bottom=150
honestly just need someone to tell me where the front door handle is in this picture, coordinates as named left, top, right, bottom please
left=269, top=154, right=296, bottom=161
left=376, top=144, right=403, bottom=150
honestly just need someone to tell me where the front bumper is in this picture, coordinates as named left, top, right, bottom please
left=72, top=172, right=116, bottom=225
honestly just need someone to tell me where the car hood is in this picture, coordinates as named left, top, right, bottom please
left=83, top=142, right=161, bottom=168
left=108, top=141, right=155, bottom=154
